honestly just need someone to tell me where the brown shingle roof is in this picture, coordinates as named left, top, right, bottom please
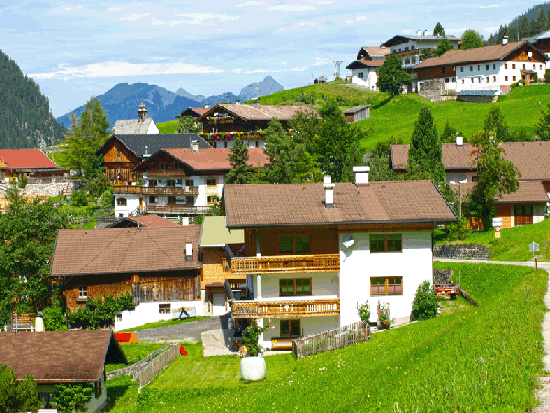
left=391, top=141, right=550, bottom=180
left=160, top=148, right=269, bottom=171
left=51, top=226, right=201, bottom=277
left=361, top=46, right=391, bottom=57
left=414, top=41, right=547, bottom=69
left=0, top=330, right=125, bottom=383
left=198, top=104, right=320, bottom=122
left=450, top=180, right=549, bottom=204
left=225, top=180, right=456, bottom=228
left=108, top=214, right=180, bottom=228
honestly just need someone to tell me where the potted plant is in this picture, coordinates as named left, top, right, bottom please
left=240, top=319, right=273, bottom=381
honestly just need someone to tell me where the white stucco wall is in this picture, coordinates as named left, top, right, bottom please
left=114, top=300, right=203, bottom=331
left=114, top=195, right=141, bottom=218
left=254, top=272, right=339, bottom=299
left=351, top=68, right=379, bottom=90
left=147, top=121, right=160, bottom=134
left=339, top=231, right=433, bottom=327
left=260, top=316, right=340, bottom=349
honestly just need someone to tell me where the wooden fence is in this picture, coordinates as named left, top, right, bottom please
left=292, top=321, right=370, bottom=359
left=136, top=344, right=179, bottom=388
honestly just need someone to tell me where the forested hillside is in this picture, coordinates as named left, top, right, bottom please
left=0, top=50, right=65, bottom=149
left=487, top=3, right=550, bottom=44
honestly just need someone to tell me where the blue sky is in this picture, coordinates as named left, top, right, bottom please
left=1, top=0, right=538, bottom=116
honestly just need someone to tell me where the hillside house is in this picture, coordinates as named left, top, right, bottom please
left=346, top=46, right=390, bottom=90
left=414, top=39, right=548, bottom=95
left=314, top=76, right=327, bottom=84
left=195, top=103, right=319, bottom=148
left=223, top=168, right=456, bottom=349
left=199, top=216, right=246, bottom=316
left=113, top=146, right=269, bottom=218
left=530, top=30, right=550, bottom=70
left=50, top=226, right=203, bottom=331
left=113, top=101, right=159, bottom=135
left=390, top=140, right=550, bottom=228
left=0, top=330, right=126, bottom=413
left=0, top=149, right=67, bottom=182
left=177, top=106, right=210, bottom=119
left=98, top=133, right=210, bottom=184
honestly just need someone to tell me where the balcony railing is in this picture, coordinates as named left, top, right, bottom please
left=231, top=298, right=340, bottom=319
left=146, top=170, right=184, bottom=177
left=227, top=252, right=340, bottom=275
left=113, top=185, right=199, bottom=195
left=146, top=204, right=210, bottom=214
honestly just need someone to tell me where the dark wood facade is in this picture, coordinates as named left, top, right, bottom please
left=102, top=140, right=141, bottom=183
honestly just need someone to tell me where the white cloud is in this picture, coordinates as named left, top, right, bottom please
left=312, top=57, right=330, bottom=66
left=236, top=1, right=262, bottom=7
left=269, top=4, right=316, bottom=12
left=120, top=13, right=151, bottom=21
left=356, top=15, right=368, bottom=22
left=30, top=61, right=224, bottom=80
left=316, top=0, right=334, bottom=3
left=153, top=13, right=241, bottom=26
left=108, top=7, right=123, bottom=12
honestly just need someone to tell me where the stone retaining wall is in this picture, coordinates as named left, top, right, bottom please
left=433, top=269, right=453, bottom=285
left=419, top=79, right=446, bottom=102
left=0, top=181, right=72, bottom=197
left=433, top=244, right=490, bottom=260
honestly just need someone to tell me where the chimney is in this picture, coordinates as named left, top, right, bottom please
left=502, top=36, right=508, bottom=46
left=252, top=100, right=260, bottom=109
left=353, top=166, right=370, bottom=185
left=143, top=145, right=151, bottom=158
left=456, top=136, right=463, bottom=146
left=416, top=30, right=422, bottom=36
left=205, top=103, right=210, bottom=109
left=323, top=175, right=335, bottom=208
left=192, top=140, right=199, bottom=152
left=236, top=99, right=241, bottom=105
left=35, top=311, right=44, bottom=332
left=185, top=243, right=193, bottom=261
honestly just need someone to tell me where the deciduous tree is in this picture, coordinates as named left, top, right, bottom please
left=367, top=137, right=404, bottom=182
left=460, top=30, right=484, bottom=50
left=376, top=54, right=412, bottom=96
left=225, top=136, right=254, bottom=184
left=0, top=365, right=38, bottom=413
left=176, top=116, right=202, bottom=134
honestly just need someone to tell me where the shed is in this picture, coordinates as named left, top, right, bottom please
left=314, top=76, right=327, bottom=84
left=343, top=105, right=371, bottom=122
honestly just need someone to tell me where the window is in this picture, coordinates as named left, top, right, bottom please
left=486, top=64, right=489, bottom=70
left=149, top=195, right=157, bottom=204
left=167, top=180, right=175, bottom=187
left=442, top=66, right=446, bottom=74
left=186, top=196, right=194, bottom=205
left=404, top=47, right=409, bottom=51
left=78, top=286, right=87, bottom=298
left=279, top=278, right=312, bottom=296
left=369, top=234, right=402, bottom=253
left=477, top=65, right=480, bottom=70
left=207, top=195, right=216, bottom=205
left=117, top=198, right=127, bottom=206
left=370, top=277, right=403, bottom=296
left=486, top=77, right=489, bottom=83
left=168, top=196, right=176, bottom=204
left=149, top=179, right=157, bottom=187
left=256, top=141, right=259, bottom=147
left=461, top=79, right=465, bottom=84
left=470, top=66, right=473, bottom=71
left=206, top=178, right=217, bottom=186
left=358, top=72, right=364, bottom=79
left=493, top=76, right=496, bottom=82
left=514, top=205, right=533, bottom=216
left=471, top=78, right=474, bottom=83
left=513, top=76, right=516, bottom=81
left=39, top=393, right=58, bottom=410
left=119, top=213, right=124, bottom=218
left=460, top=67, right=463, bottom=72
left=505, top=76, right=508, bottom=81
left=116, top=313, right=122, bottom=322
left=493, top=64, right=496, bottom=69
left=445, top=77, right=449, bottom=83
left=541, top=65, right=544, bottom=70
left=472, top=175, right=478, bottom=182
left=412, top=57, right=416, bottom=64
left=159, top=303, right=171, bottom=314
left=159, top=162, right=167, bottom=170
left=224, top=141, right=228, bottom=148
left=523, top=64, right=525, bottom=69
left=505, top=64, right=508, bottom=69
left=280, top=320, right=300, bottom=337
left=185, top=179, right=193, bottom=187
left=278, top=235, right=310, bottom=253
left=512, top=64, right=515, bottom=69
left=94, top=381, right=102, bottom=398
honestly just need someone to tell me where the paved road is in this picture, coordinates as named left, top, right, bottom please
left=134, top=314, right=230, bottom=343
left=436, top=259, right=550, bottom=412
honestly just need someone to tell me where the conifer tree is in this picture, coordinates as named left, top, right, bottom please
left=433, top=22, right=445, bottom=36
left=225, top=136, right=254, bottom=184
left=433, top=32, right=453, bottom=57
left=537, top=8, right=547, bottom=34
left=519, top=15, right=529, bottom=39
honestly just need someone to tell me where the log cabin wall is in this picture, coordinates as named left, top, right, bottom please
left=248, top=227, right=339, bottom=256
left=495, top=204, right=512, bottom=229
left=417, top=65, right=456, bottom=82
left=201, top=247, right=245, bottom=289
left=102, top=141, right=142, bottom=182
left=64, top=270, right=200, bottom=311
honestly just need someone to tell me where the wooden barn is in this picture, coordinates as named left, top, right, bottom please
left=343, top=105, right=371, bottom=122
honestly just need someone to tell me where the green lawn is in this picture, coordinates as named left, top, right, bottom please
left=435, top=218, right=550, bottom=262
left=157, top=120, right=179, bottom=134
left=105, top=343, right=166, bottom=372
left=105, top=263, right=547, bottom=413
left=118, top=316, right=210, bottom=332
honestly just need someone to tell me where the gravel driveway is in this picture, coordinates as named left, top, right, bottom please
left=134, top=314, right=229, bottom=343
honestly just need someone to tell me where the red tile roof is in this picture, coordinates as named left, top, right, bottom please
left=391, top=141, right=550, bottom=180
left=0, top=330, right=125, bottom=384
left=50, top=226, right=201, bottom=276
left=157, top=148, right=269, bottom=171
left=0, top=149, right=62, bottom=169
left=225, top=180, right=457, bottom=228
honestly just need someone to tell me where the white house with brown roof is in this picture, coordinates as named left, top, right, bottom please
left=113, top=146, right=269, bottom=218
left=346, top=46, right=390, bottom=90
left=414, top=40, right=548, bottom=94
left=224, top=167, right=456, bottom=349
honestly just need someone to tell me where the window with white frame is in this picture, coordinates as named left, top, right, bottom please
left=78, top=286, right=88, bottom=298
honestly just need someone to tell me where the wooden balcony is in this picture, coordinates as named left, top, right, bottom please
left=146, top=170, right=184, bottom=177
left=113, top=185, right=199, bottom=195
left=231, top=298, right=340, bottom=319
left=146, top=204, right=210, bottom=214
left=227, top=252, right=340, bottom=275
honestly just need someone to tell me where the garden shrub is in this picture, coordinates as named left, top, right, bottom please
left=99, top=189, right=114, bottom=210
left=43, top=307, right=67, bottom=331
left=448, top=217, right=470, bottom=241
left=357, top=301, right=370, bottom=324
left=68, top=293, right=135, bottom=329
left=56, top=383, right=93, bottom=413
left=376, top=301, right=391, bottom=329
left=242, top=319, right=273, bottom=356
left=71, top=189, right=88, bottom=207
left=411, top=280, right=439, bottom=321
left=545, top=69, right=550, bottom=84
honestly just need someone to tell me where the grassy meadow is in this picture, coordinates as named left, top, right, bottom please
left=105, top=263, right=547, bottom=413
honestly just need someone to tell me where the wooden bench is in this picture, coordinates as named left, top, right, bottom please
left=270, top=337, right=296, bottom=351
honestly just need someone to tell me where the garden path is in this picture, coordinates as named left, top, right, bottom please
left=135, top=314, right=230, bottom=343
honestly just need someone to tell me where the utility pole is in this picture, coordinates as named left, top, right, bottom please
left=333, top=60, right=343, bottom=80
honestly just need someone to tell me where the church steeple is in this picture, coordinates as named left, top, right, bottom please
left=138, top=100, right=148, bottom=121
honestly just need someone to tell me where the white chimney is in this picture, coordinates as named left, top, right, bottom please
left=323, top=175, right=335, bottom=208
left=423, top=30, right=428, bottom=36
left=502, top=36, right=508, bottom=46
left=353, top=166, right=370, bottom=185
left=252, top=100, right=260, bottom=109
left=143, top=145, right=151, bottom=158
left=416, top=30, right=422, bottom=36
left=192, top=140, right=199, bottom=152
left=35, top=312, right=44, bottom=332
left=236, top=99, right=241, bottom=105
left=186, top=243, right=193, bottom=261
left=456, top=136, right=463, bottom=146
left=205, top=103, right=210, bottom=109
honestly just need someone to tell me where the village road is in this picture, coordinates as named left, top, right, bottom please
left=134, top=314, right=229, bottom=343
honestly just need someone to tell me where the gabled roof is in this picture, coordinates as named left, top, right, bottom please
left=135, top=148, right=269, bottom=172
left=225, top=180, right=457, bottom=228
left=200, top=216, right=244, bottom=247
left=51, top=226, right=201, bottom=277
left=177, top=107, right=210, bottom=118
left=414, top=41, right=548, bottom=69
left=107, top=214, right=180, bottom=228
left=114, top=118, right=155, bottom=134
left=343, top=105, right=371, bottom=114
left=0, top=330, right=126, bottom=384
left=0, top=149, right=62, bottom=170
left=450, top=180, right=549, bottom=204
left=390, top=141, right=550, bottom=180
left=346, top=59, right=385, bottom=70
left=196, top=104, right=320, bottom=122
left=383, top=34, right=458, bottom=47
left=532, top=30, right=550, bottom=41
left=360, top=46, right=391, bottom=57
left=98, top=134, right=211, bottom=159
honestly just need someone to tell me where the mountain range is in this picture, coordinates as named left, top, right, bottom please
left=56, top=76, right=284, bottom=128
